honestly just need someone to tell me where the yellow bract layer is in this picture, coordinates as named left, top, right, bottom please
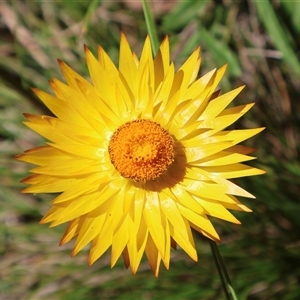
left=16, top=33, right=265, bottom=276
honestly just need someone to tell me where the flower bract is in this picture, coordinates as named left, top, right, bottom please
left=16, top=34, right=265, bottom=276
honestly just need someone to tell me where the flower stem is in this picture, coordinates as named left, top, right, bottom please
left=209, top=240, right=239, bottom=300
left=82, top=0, right=102, bottom=34
left=141, top=0, right=159, bottom=55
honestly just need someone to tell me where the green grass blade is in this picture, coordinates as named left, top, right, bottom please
left=281, top=1, right=300, bottom=34
left=255, top=1, right=300, bottom=75
left=81, top=0, right=102, bottom=35
left=142, top=0, right=159, bottom=55
left=162, top=0, right=210, bottom=31
left=210, top=240, right=239, bottom=300
left=197, top=26, right=242, bottom=77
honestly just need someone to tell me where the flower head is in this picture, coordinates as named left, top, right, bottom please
left=16, top=34, right=265, bottom=276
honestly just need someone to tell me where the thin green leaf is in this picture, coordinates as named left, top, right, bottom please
left=197, top=26, right=242, bottom=77
left=255, top=1, right=300, bottom=75
left=210, top=240, right=239, bottom=300
left=281, top=1, right=300, bottom=34
left=81, top=0, right=102, bottom=35
left=162, top=0, right=210, bottom=31
left=142, top=0, right=159, bottom=55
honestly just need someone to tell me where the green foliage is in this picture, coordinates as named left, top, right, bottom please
left=255, top=1, right=300, bottom=76
left=1, top=1, right=300, bottom=299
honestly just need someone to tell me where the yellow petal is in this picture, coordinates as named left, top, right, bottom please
left=22, top=174, right=79, bottom=194
left=119, top=33, right=138, bottom=98
left=185, top=141, right=233, bottom=162
left=177, top=203, right=220, bottom=239
left=200, top=163, right=266, bottom=179
left=50, top=78, right=106, bottom=133
left=72, top=210, right=107, bottom=256
left=98, top=44, right=118, bottom=75
left=182, top=178, right=236, bottom=204
left=197, top=151, right=255, bottom=167
left=200, top=86, right=245, bottom=120
left=213, top=128, right=265, bottom=145
left=143, top=192, right=166, bottom=259
left=153, top=36, right=170, bottom=89
left=195, top=199, right=241, bottom=224
left=111, top=215, right=129, bottom=267
left=32, top=88, right=90, bottom=127
left=60, top=217, right=83, bottom=245
left=165, top=186, right=205, bottom=215
left=58, top=59, right=93, bottom=91
left=15, top=145, right=64, bottom=166
left=85, top=193, right=123, bottom=261
left=31, top=160, right=103, bottom=177
left=23, top=114, right=75, bottom=144
left=145, top=234, right=161, bottom=277
left=170, top=46, right=200, bottom=98
left=160, top=192, right=197, bottom=261
left=48, top=142, right=109, bottom=162
left=196, top=167, right=255, bottom=198
left=52, top=173, right=109, bottom=204
left=139, top=35, right=154, bottom=91
left=130, top=217, right=149, bottom=274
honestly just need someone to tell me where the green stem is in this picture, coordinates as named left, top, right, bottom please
left=141, top=0, right=159, bottom=55
left=82, top=0, right=102, bottom=34
left=209, top=240, right=239, bottom=300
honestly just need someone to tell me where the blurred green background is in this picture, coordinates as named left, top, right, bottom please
left=1, top=0, right=300, bottom=299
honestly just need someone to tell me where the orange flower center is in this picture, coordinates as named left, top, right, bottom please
left=108, top=120, right=174, bottom=181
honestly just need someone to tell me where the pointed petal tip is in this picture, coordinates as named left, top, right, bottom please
left=20, top=187, right=31, bottom=193
left=71, top=249, right=77, bottom=257
left=59, top=238, right=66, bottom=246
left=97, top=44, right=104, bottom=53
left=39, top=217, right=47, bottom=225
left=202, top=230, right=220, bottom=243
left=193, top=45, right=201, bottom=56
left=148, top=262, right=160, bottom=277
left=23, top=112, right=30, bottom=119
left=130, top=268, right=138, bottom=276
left=218, top=64, right=228, bottom=73
left=110, top=257, right=118, bottom=269
left=243, top=206, right=253, bottom=212
left=254, top=168, right=266, bottom=176
left=120, top=32, right=127, bottom=43
left=163, top=35, right=169, bottom=42
left=57, top=58, right=63, bottom=66
left=48, top=222, right=58, bottom=228
left=84, top=44, right=90, bottom=53
left=88, top=257, right=93, bottom=266
left=212, top=236, right=220, bottom=243
left=257, top=127, right=266, bottom=133
left=31, top=87, right=38, bottom=93
left=185, top=249, right=198, bottom=263
left=13, top=153, right=23, bottom=160
left=89, top=251, right=108, bottom=267
left=20, top=177, right=28, bottom=184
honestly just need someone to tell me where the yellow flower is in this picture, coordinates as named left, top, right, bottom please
left=16, top=34, right=265, bottom=276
